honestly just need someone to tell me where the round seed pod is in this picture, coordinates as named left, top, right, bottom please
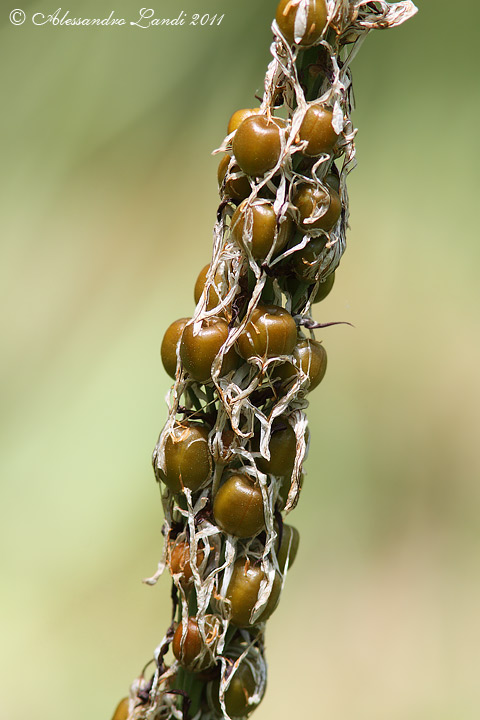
left=275, top=338, right=327, bottom=392
left=293, top=183, right=342, bottom=232
left=207, top=661, right=261, bottom=718
left=291, top=235, right=328, bottom=283
left=313, top=271, right=335, bottom=303
left=169, top=540, right=205, bottom=585
left=227, top=107, right=261, bottom=135
left=172, top=615, right=219, bottom=671
left=158, top=422, right=212, bottom=494
left=161, top=317, right=190, bottom=380
left=211, top=427, right=237, bottom=464
left=217, top=154, right=252, bottom=201
left=111, top=698, right=129, bottom=720
left=275, top=0, right=328, bottom=47
left=276, top=523, right=300, bottom=572
left=232, top=115, right=284, bottom=177
left=252, top=421, right=297, bottom=477
left=194, top=264, right=223, bottom=312
left=231, top=199, right=292, bottom=260
left=180, top=317, right=239, bottom=383
left=213, top=474, right=265, bottom=538
left=298, top=103, right=339, bottom=156
left=226, top=558, right=282, bottom=627
left=236, top=304, right=297, bottom=360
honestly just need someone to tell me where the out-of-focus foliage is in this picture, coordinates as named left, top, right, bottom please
left=1, top=1, right=479, bottom=719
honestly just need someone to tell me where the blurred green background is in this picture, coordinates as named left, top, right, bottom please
left=1, top=1, right=479, bottom=718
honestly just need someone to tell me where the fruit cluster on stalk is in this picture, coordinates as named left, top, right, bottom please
left=111, top=2, right=417, bottom=719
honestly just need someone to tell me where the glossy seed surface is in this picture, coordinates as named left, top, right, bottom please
left=161, top=317, right=190, bottom=380
left=233, top=115, right=283, bottom=177
left=237, top=304, right=297, bottom=360
left=213, top=474, right=265, bottom=538
left=231, top=200, right=292, bottom=260
left=299, top=103, right=339, bottom=156
left=275, top=0, right=328, bottom=47
left=226, top=558, right=282, bottom=626
left=159, top=423, right=211, bottom=494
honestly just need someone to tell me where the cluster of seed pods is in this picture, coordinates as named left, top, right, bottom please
left=111, top=2, right=417, bottom=719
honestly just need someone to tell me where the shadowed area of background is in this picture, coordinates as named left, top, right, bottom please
left=1, top=1, right=479, bottom=719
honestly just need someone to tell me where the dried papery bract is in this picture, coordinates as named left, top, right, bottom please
left=116, top=2, right=417, bottom=719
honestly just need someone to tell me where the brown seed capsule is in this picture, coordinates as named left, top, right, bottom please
left=211, top=427, right=237, bottom=464
left=252, top=421, right=297, bottom=477
left=194, top=264, right=223, bottom=312
left=275, top=338, right=327, bottom=391
left=180, top=317, right=239, bottom=383
left=213, top=474, right=265, bottom=538
left=313, top=271, right=335, bottom=303
left=158, top=422, right=212, bottom=494
left=298, top=104, right=339, bottom=156
left=226, top=558, right=282, bottom=627
left=172, top=616, right=218, bottom=671
left=227, top=107, right=261, bottom=135
left=207, top=661, right=261, bottom=717
left=231, top=199, right=292, bottom=260
left=275, top=0, right=328, bottom=47
left=236, top=304, right=297, bottom=360
left=291, top=235, right=328, bottom=283
left=161, top=317, right=190, bottom=380
left=217, top=154, right=252, bottom=201
left=293, top=183, right=342, bottom=232
left=169, top=540, right=205, bottom=585
left=111, top=697, right=129, bottom=720
left=232, top=115, right=284, bottom=177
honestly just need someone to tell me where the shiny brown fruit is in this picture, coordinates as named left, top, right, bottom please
left=180, top=317, right=239, bottom=382
left=213, top=474, right=265, bottom=538
left=226, top=558, right=282, bottom=626
left=291, top=235, right=328, bottom=283
left=227, top=108, right=261, bottom=135
left=253, top=421, right=297, bottom=477
left=293, top=183, right=342, bottom=232
left=158, top=422, right=212, bottom=494
left=172, top=616, right=218, bottom=671
left=211, top=427, right=237, bottom=464
left=194, top=264, right=223, bottom=312
left=161, top=317, right=190, bottom=380
left=231, top=199, right=292, bottom=260
left=207, top=661, right=260, bottom=717
left=298, top=104, right=339, bottom=156
left=313, top=271, right=335, bottom=303
left=236, top=304, right=297, bottom=360
left=217, top=154, right=252, bottom=201
left=275, top=0, right=328, bottom=47
left=276, top=338, right=327, bottom=391
left=232, top=115, right=284, bottom=177
left=169, top=540, right=205, bottom=584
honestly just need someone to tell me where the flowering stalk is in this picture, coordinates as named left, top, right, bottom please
left=111, top=2, right=417, bottom=719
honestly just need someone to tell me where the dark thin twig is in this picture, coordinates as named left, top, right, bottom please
left=296, top=317, right=354, bottom=330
